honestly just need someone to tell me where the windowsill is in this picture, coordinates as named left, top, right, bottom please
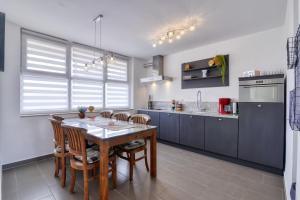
left=20, top=108, right=135, bottom=117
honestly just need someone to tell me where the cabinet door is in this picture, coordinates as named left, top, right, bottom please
left=238, top=103, right=284, bottom=169
left=148, top=111, right=160, bottom=139
left=159, top=112, right=180, bottom=143
left=179, top=114, right=204, bottom=149
left=205, top=117, right=238, bottom=158
left=137, top=110, right=148, bottom=115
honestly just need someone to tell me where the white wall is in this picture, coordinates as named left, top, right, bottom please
left=0, top=21, right=54, bottom=165
left=130, top=57, right=148, bottom=109
left=146, top=27, right=286, bottom=102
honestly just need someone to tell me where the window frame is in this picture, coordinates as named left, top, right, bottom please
left=20, top=29, right=131, bottom=115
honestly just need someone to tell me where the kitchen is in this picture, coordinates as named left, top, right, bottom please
left=0, top=0, right=298, bottom=200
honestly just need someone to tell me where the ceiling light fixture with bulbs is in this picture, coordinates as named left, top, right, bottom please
left=152, top=21, right=197, bottom=48
left=85, top=14, right=116, bottom=70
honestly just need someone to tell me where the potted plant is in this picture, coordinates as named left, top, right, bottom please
left=78, top=106, right=87, bottom=119
left=208, top=55, right=227, bottom=84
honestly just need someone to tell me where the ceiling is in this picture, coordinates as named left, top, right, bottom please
left=0, top=0, right=287, bottom=59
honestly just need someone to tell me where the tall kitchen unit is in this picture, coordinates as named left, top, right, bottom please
left=238, top=74, right=285, bottom=173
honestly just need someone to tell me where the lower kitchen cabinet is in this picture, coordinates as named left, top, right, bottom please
left=238, top=103, right=284, bottom=169
left=159, top=112, right=180, bottom=143
left=137, top=110, right=160, bottom=138
left=179, top=114, right=204, bottom=149
left=205, top=117, right=238, bottom=158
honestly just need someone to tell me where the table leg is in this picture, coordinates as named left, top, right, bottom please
left=99, top=141, right=109, bottom=200
left=150, top=129, right=157, bottom=177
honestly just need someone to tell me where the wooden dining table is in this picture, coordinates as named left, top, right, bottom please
left=63, top=116, right=157, bottom=200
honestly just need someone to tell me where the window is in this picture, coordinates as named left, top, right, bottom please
left=71, top=46, right=104, bottom=109
left=20, top=75, right=68, bottom=113
left=20, top=31, right=69, bottom=114
left=105, top=59, right=129, bottom=108
left=20, top=29, right=130, bottom=114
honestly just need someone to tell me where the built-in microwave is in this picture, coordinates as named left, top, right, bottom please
left=239, top=75, right=285, bottom=103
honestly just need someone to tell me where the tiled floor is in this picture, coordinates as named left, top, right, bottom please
left=2, top=143, right=284, bottom=200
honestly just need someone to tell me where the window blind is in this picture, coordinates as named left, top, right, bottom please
left=20, top=75, right=68, bottom=113
left=105, top=82, right=129, bottom=108
left=71, top=79, right=103, bottom=109
left=71, top=47, right=103, bottom=80
left=24, top=37, right=67, bottom=74
left=107, top=60, right=128, bottom=81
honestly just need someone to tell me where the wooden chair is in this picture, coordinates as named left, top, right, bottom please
left=100, top=110, right=114, bottom=118
left=117, top=114, right=151, bottom=181
left=49, top=117, right=69, bottom=187
left=62, top=125, right=116, bottom=200
left=112, top=112, right=131, bottom=121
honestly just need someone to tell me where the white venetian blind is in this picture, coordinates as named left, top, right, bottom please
left=107, top=60, right=128, bottom=81
left=24, top=37, right=67, bottom=74
left=71, top=47, right=103, bottom=80
left=71, top=80, right=103, bottom=109
left=20, top=75, right=68, bottom=113
left=105, top=82, right=129, bottom=108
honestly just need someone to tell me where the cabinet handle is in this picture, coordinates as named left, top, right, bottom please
left=168, top=113, right=170, bottom=116
left=257, top=104, right=262, bottom=108
left=218, top=118, right=222, bottom=121
left=190, top=115, right=193, bottom=118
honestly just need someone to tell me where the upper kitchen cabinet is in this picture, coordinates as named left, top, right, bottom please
left=179, top=114, right=204, bottom=149
left=238, top=102, right=285, bottom=169
left=137, top=110, right=160, bottom=138
left=205, top=117, right=238, bottom=158
left=159, top=112, right=180, bottom=143
left=181, top=55, right=229, bottom=89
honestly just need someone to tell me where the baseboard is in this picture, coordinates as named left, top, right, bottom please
left=2, top=154, right=53, bottom=170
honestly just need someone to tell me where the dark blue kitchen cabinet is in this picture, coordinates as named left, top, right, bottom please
left=137, top=110, right=160, bottom=138
left=159, top=112, right=180, bottom=143
left=205, top=117, right=238, bottom=158
left=179, top=114, right=204, bottom=149
left=238, top=103, right=285, bottom=169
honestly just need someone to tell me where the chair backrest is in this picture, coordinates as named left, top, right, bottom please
left=112, top=112, right=131, bottom=121
left=50, top=114, right=64, bottom=122
left=62, top=125, right=88, bottom=164
left=100, top=110, right=113, bottom=118
left=130, top=114, right=151, bottom=125
left=49, top=118, right=65, bottom=149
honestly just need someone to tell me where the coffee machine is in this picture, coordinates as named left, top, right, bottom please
left=219, top=98, right=231, bottom=114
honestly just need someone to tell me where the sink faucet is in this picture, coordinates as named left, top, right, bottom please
left=196, top=90, right=206, bottom=112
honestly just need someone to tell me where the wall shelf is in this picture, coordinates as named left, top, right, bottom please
left=183, top=65, right=218, bottom=72
left=181, top=55, right=229, bottom=89
left=183, top=75, right=222, bottom=81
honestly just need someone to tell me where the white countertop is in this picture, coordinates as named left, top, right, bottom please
left=137, top=108, right=238, bottom=119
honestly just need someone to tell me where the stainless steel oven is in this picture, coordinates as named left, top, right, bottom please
left=239, top=76, right=285, bottom=103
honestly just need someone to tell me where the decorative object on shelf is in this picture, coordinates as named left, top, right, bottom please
left=84, top=14, right=116, bottom=71
left=202, top=69, right=208, bottom=78
left=88, top=106, right=95, bottom=112
left=184, top=63, right=191, bottom=71
left=212, top=55, right=227, bottom=84
left=78, top=106, right=87, bottom=119
left=208, top=59, right=215, bottom=67
left=151, top=17, right=200, bottom=47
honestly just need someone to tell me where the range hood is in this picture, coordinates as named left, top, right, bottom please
left=140, top=55, right=173, bottom=83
